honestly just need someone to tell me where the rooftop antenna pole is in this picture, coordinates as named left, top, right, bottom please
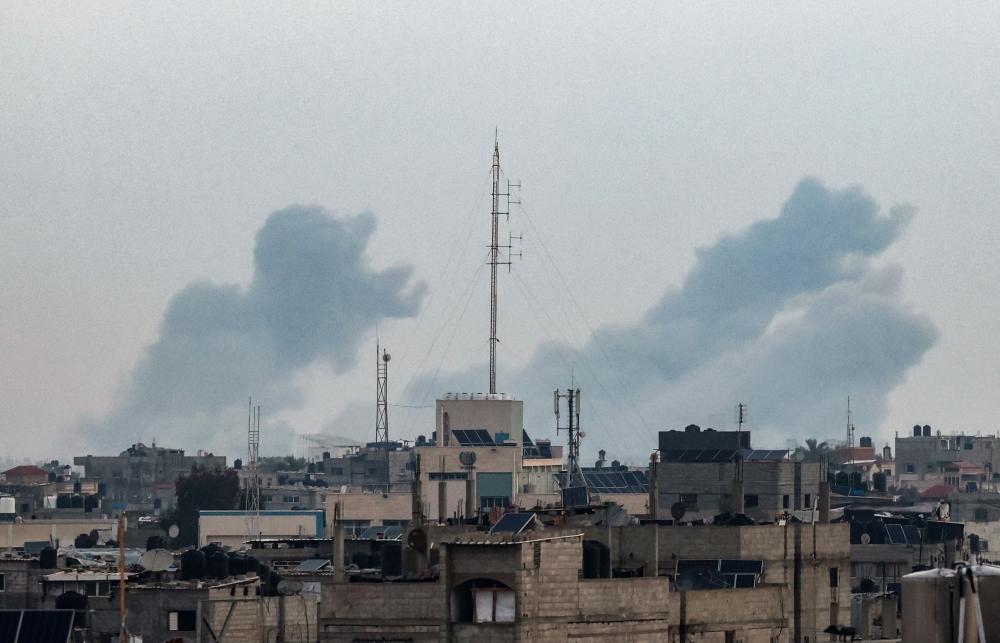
left=376, top=344, right=391, bottom=490
left=847, top=396, right=854, bottom=449
left=488, top=135, right=521, bottom=395
left=736, top=403, right=746, bottom=483
left=555, top=388, right=584, bottom=488
left=246, top=398, right=260, bottom=543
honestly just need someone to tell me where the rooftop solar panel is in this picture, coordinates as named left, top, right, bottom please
left=14, top=610, right=73, bottom=643
left=902, top=525, right=921, bottom=546
left=294, top=558, right=332, bottom=572
left=0, top=612, right=22, bottom=643
left=522, top=430, right=533, bottom=447
left=885, top=524, right=906, bottom=545
left=720, top=559, right=763, bottom=574
left=490, top=512, right=535, bottom=534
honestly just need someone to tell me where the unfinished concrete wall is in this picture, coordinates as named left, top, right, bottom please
left=201, top=595, right=318, bottom=643
left=669, top=585, right=788, bottom=643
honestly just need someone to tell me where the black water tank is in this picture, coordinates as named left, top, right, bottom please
left=873, top=473, right=887, bottom=492
left=923, top=425, right=932, bottom=437
left=851, top=472, right=863, bottom=490
left=97, top=482, right=107, bottom=497
left=367, top=552, right=382, bottom=569
left=227, top=553, right=245, bottom=576
left=914, top=425, right=922, bottom=437
left=146, top=535, right=165, bottom=551
left=244, top=556, right=260, bottom=576
left=74, top=533, right=95, bottom=549
left=56, top=495, right=71, bottom=509
left=200, top=543, right=222, bottom=558
left=233, top=458, right=242, bottom=470
left=71, top=495, right=83, bottom=509
left=382, top=543, right=402, bottom=577
left=84, top=496, right=98, bottom=513
left=865, top=521, right=886, bottom=545
left=582, top=541, right=601, bottom=579
left=55, top=591, right=88, bottom=628
left=971, top=534, right=981, bottom=552
left=849, top=521, right=864, bottom=545
left=181, top=549, right=206, bottom=580
left=206, top=551, right=229, bottom=579
left=351, top=552, right=368, bottom=568
left=73, top=481, right=82, bottom=493
left=40, top=547, right=58, bottom=569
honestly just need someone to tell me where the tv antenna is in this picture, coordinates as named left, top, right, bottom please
left=488, top=137, right=521, bottom=394
left=735, top=403, right=747, bottom=482
left=246, top=398, right=261, bottom=543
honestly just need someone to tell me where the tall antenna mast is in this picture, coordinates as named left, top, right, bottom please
left=246, top=399, right=260, bottom=542
left=846, top=396, right=854, bottom=449
left=376, top=345, right=391, bottom=490
left=735, top=403, right=746, bottom=482
left=555, top=388, right=583, bottom=485
left=488, top=137, right=520, bottom=394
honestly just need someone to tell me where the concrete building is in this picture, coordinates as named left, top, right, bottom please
left=1, top=466, right=48, bottom=486
left=0, top=554, right=42, bottom=609
left=0, top=518, right=117, bottom=549
left=894, top=428, right=999, bottom=492
left=199, top=509, right=325, bottom=548
left=326, top=491, right=411, bottom=537
left=74, top=442, right=226, bottom=514
left=317, top=521, right=848, bottom=642
left=656, top=426, right=823, bottom=523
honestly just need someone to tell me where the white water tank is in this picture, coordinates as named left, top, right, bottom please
left=0, top=497, right=14, bottom=514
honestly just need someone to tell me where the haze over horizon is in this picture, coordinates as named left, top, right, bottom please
left=3, top=3, right=999, bottom=463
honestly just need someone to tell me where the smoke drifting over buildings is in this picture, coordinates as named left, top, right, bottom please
left=423, top=178, right=938, bottom=456
left=85, top=206, right=425, bottom=454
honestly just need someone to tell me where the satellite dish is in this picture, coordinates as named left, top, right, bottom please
left=860, top=533, right=871, bottom=545
left=168, top=524, right=180, bottom=539
left=459, top=451, right=477, bottom=467
left=407, top=528, right=427, bottom=552
left=140, top=548, right=174, bottom=572
left=670, top=502, right=686, bottom=522
left=277, top=579, right=304, bottom=594
left=579, top=432, right=586, bottom=439
left=792, top=450, right=806, bottom=462
left=383, top=352, right=391, bottom=362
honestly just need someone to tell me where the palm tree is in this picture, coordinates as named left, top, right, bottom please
left=793, top=438, right=831, bottom=463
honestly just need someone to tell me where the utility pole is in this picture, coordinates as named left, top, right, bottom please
left=488, top=138, right=520, bottom=394
left=246, top=400, right=260, bottom=543
left=733, top=403, right=747, bottom=515
left=118, top=514, right=126, bottom=643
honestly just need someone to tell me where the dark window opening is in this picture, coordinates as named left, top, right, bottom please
left=804, top=494, right=811, bottom=508
left=744, top=494, right=759, bottom=508
left=829, top=567, right=838, bottom=588
left=782, top=495, right=790, bottom=509
left=975, top=508, right=989, bottom=521
left=168, top=610, right=197, bottom=631
left=480, top=496, right=510, bottom=509
left=905, top=464, right=915, bottom=473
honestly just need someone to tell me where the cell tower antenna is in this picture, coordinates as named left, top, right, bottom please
left=246, top=398, right=261, bottom=542
left=555, top=387, right=585, bottom=491
left=488, top=138, right=521, bottom=394
left=376, top=344, right=391, bottom=490
left=846, top=396, right=854, bottom=449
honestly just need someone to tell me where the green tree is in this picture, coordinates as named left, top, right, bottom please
left=160, top=465, right=240, bottom=547
left=793, top=438, right=832, bottom=463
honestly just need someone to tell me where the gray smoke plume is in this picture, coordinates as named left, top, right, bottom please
left=418, top=178, right=937, bottom=459
left=85, top=206, right=425, bottom=455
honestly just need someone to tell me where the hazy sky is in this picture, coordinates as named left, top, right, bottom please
left=3, top=3, right=999, bottom=463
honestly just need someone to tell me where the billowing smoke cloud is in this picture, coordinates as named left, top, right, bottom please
left=86, top=206, right=425, bottom=455
left=418, top=178, right=937, bottom=460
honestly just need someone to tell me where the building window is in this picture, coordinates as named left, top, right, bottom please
left=342, top=520, right=371, bottom=537
left=168, top=611, right=196, bottom=631
left=329, top=467, right=344, bottom=476
left=782, top=495, right=790, bottom=509
left=20, top=503, right=29, bottom=514
left=112, top=471, right=122, bottom=478
left=905, top=464, right=915, bottom=473
left=829, top=567, right=838, bottom=587
left=473, top=588, right=516, bottom=623
left=744, top=494, right=759, bottom=508
left=264, top=495, right=273, bottom=502
left=480, top=496, right=510, bottom=509
left=804, top=494, right=811, bottom=508
left=725, top=632, right=735, bottom=643
left=975, top=508, right=989, bottom=521
left=885, top=469, right=891, bottom=477
left=367, top=468, right=377, bottom=476
left=965, top=442, right=974, bottom=450
left=429, top=472, right=468, bottom=481
left=0, top=572, right=5, bottom=592
left=680, top=493, right=698, bottom=509
left=382, top=520, right=407, bottom=527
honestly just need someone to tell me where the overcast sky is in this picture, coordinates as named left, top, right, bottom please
left=3, top=3, right=999, bottom=463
